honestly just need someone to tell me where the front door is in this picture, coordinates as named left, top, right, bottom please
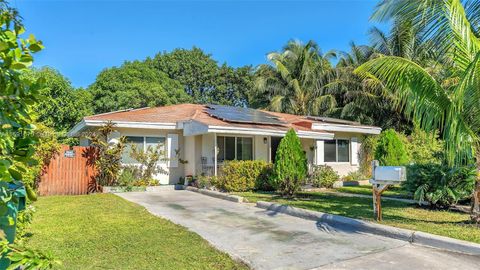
left=270, top=136, right=282, bottom=163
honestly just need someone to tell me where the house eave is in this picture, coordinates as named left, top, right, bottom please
left=206, top=125, right=334, bottom=139
left=68, top=119, right=178, bottom=137
left=311, top=123, right=382, bottom=135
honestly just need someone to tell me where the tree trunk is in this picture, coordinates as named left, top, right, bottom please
left=471, top=152, right=480, bottom=224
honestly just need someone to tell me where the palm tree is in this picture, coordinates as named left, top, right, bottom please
left=253, top=40, right=337, bottom=116
left=334, top=42, right=412, bottom=131
left=356, top=0, right=480, bottom=222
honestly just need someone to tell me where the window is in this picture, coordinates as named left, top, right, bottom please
left=217, top=136, right=253, bottom=162
left=122, top=136, right=166, bottom=164
left=324, top=139, right=350, bottom=163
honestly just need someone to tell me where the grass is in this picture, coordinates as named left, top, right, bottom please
left=234, top=191, right=480, bottom=244
left=26, top=194, right=247, bottom=270
left=334, top=185, right=412, bottom=199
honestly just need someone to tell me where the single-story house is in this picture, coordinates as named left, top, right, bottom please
left=68, top=104, right=381, bottom=185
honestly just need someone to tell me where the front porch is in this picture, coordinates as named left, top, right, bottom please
left=183, top=133, right=319, bottom=177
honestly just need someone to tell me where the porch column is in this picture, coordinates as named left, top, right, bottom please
left=214, top=133, right=218, bottom=176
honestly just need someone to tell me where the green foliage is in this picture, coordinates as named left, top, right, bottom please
left=407, top=125, right=443, bottom=165
left=197, top=175, right=219, bottom=190
left=0, top=0, right=43, bottom=206
left=0, top=240, right=60, bottom=270
left=374, top=129, right=409, bottom=166
left=117, top=167, right=137, bottom=189
left=15, top=205, right=35, bottom=243
left=309, top=165, right=339, bottom=188
left=405, top=164, right=477, bottom=208
left=359, top=135, right=378, bottom=177
left=252, top=40, right=336, bottom=116
left=128, top=143, right=168, bottom=184
left=23, top=124, right=60, bottom=189
left=357, top=0, right=480, bottom=222
left=272, top=129, right=307, bottom=196
left=216, top=160, right=272, bottom=192
left=89, top=61, right=191, bottom=114
left=149, top=47, right=253, bottom=106
left=26, top=67, right=93, bottom=135
left=342, top=170, right=367, bottom=182
left=89, top=122, right=126, bottom=187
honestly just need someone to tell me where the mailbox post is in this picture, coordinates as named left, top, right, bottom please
left=370, top=160, right=406, bottom=221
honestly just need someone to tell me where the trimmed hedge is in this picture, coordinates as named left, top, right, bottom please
left=272, top=129, right=308, bottom=196
left=216, top=160, right=273, bottom=192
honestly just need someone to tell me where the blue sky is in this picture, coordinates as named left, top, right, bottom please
left=15, top=0, right=382, bottom=87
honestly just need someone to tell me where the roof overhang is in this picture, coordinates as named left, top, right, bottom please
left=68, top=119, right=178, bottom=137
left=183, top=120, right=334, bottom=139
left=311, top=123, right=382, bottom=135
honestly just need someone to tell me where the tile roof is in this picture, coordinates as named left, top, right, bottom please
left=83, top=103, right=374, bottom=133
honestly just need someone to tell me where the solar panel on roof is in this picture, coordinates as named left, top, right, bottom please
left=206, top=105, right=286, bottom=125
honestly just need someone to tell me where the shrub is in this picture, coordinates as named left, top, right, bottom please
left=89, top=122, right=126, bottom=187
left=407, top=125, right=443, bottom=165
left=374, top=129, right=409, bottom=166
left=197, top=175, right=219, bottom=190
left=405, top=163, right=476, bottom=208
left=272, top=129, right=307, bottom=196
left=216, top=160, right=272, bottom=192
left=118, top=167, right=138, bottom=188
left=310, top=165, right=339, bottom=188
left=342, top=170, right=367, bottom=182
left=359, top=135, right=378, bottom=177
left=129, top=143, right=168, bottom=184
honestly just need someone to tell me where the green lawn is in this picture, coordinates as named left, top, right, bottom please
left=26, top=194, right=247, bottom=270
left=334, top=185, right=412, bottom=199
left=235, top=191, right=480, bottom=244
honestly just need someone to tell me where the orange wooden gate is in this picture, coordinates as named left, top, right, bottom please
left=38, top=145, right=98, bottom=196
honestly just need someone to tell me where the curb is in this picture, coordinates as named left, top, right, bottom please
left=185, top=186, right=244, bottom=203
left=256, top=201, right=480, bottom=255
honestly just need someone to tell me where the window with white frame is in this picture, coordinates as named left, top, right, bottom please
left=122, top=136, right=166, bottom=164
left=324, top=139, right=350, bottom=162
left=217, top=136, right=253, bottom=162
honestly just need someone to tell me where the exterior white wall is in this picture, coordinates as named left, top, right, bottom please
left=201, top=133, right=215, bottom=166
left=300, top=138, right=316, bottom=170
left=314, top=132, right=364, bottom=177
left=254, top=136, right=269, bottom=161
left=79, top=138, right=89, bottom=146
left=81, top=126, right=371, bottom=181
left=183, top=136, right=196, bottom=176
left=114, top=127, right=185, bottom=185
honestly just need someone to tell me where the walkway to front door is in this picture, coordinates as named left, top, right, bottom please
left=118, top=191, right=480, bottom=270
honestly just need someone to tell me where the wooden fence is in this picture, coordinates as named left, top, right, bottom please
left=38, top=145, right=98, bottom=196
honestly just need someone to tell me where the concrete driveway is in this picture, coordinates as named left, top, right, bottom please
left=118, top=190, right=480, bottom=270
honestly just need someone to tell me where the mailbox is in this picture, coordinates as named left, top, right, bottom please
left=369, top=161, right=407, bottom=221
left=370, top=166, right=406, bottom=185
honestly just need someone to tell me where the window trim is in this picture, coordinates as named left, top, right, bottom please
left=217, top=135, right=255, bottom=162
left=123, top=135, right=167, bottom=164
left=323, top=138, right=351, bottom=164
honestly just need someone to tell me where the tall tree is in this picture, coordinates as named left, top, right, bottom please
left=27, top=67, right=93, bottom=134
left=89, top=61, right=191, bottom=113
left=356, top=0, right=480, bottom=222
left=335, top=42, right=412, bottom=131
left=148, top=47, right=253, bottom=106
left=253, top=40, right=337, bottom=116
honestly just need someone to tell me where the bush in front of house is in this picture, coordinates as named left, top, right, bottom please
left=341, top=170, right=367, bottom=182
left=310, top=165, right=339, bottom=188
left=272, top=129, right=307, bottom=196
left=197, top=175, right=219, bottom=190
left=374, top=129, right=409, bottom=166
left=216, top=160, right=273, bottom=192
left=405, top=163, right=477, bottom=208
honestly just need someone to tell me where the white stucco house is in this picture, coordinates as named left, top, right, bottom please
left=68, top=103, right=381, bottom=185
